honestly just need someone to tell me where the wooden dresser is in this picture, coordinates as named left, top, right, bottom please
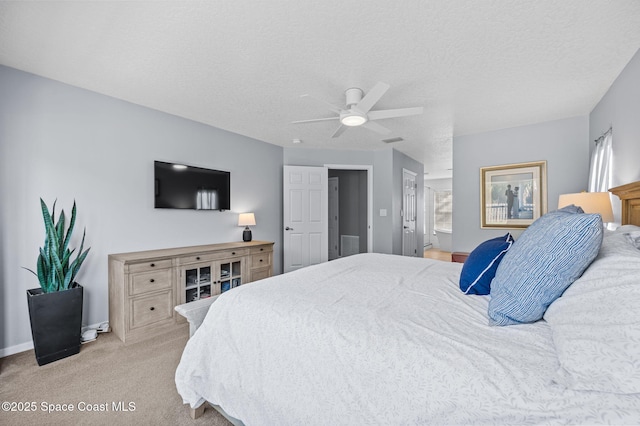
left=108, top=241, right=274, bottom=343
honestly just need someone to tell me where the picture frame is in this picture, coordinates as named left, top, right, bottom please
left=480, top=160, right=547, bottom=229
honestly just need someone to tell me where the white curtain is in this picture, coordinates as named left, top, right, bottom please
left=588, top=129, right=612, bottom=192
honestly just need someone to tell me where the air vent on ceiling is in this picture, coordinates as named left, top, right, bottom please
left=382, top=137, right=404, bottom=144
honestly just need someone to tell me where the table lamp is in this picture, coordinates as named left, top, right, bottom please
left=557, top=192, right=614, bottom=223
left=238, top=213, right=256, bottom=242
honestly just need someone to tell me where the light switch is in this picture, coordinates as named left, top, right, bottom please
left=379, top=209, right=387, bottom=217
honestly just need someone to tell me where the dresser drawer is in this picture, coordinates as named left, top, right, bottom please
left=178, top=248, right=249, bottom=265
left=129, top=291, right=173, bottom=330
left=130, top=269, right=172, bottom=296
left=251, top=252, right=271, bottom=268
left=128, top=259, right=173, bottom=273
left=250, top=245, right=272, bottom=255
left=251, top=267, right=272, bottom=282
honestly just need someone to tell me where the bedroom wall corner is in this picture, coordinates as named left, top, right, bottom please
left=589, top=48, right=640, bottom=223
left=0, top=65, right=283, bottom=356
left=452, top=115, right=589, bottom=253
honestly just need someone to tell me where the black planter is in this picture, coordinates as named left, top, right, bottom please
left=27, top=284, right=83, bottom=366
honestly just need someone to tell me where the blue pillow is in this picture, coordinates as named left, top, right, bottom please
left=556, top=204, right=585, bottom=214
left=459, top=233, right=514, bottom=295
left=488, top=208, right=603, bottom=326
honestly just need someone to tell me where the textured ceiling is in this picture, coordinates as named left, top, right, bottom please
left=1, top=1, right=640, bottom=179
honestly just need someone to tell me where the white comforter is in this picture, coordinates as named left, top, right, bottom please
left=175, top=253, right=640, bottom=425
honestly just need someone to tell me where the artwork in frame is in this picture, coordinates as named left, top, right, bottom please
left=480, top=161, right=547, bottom=229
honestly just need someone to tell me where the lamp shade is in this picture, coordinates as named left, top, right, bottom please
left=557, top=192, right=614, bottom=222
left=238, top=213, right=256, bottom=227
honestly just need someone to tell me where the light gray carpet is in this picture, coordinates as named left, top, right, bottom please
left=0, top=325, right=231, bottom=425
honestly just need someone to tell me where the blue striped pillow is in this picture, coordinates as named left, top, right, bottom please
left=488, top=209, right=603, bottom=326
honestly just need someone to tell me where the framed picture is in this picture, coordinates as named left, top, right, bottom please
left=480, top=161, right=547, bottom=229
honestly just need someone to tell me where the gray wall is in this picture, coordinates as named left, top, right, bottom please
left=590, top=48, right=640, bottom=222
left=452, top=115, right=590, bottom=253
left=0, top=65, right=283, bottom=354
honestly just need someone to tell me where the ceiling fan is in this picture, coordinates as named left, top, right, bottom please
left=292, top=82, right=424, bottom=138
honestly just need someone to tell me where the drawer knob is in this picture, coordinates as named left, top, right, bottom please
left=232, top=251, right=236, bottom=255
left=196, top=256, right=200, bottom=260
left=150, top=263, right=155, bottom=267
left=259, top=259, right=263, bottom=262
left=150, top=278, right=155, bottom=283
left=260, top=248, right=264, bottom=251
left=149, top=307, right=155, bottom=311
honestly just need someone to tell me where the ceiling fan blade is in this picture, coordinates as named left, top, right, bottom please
left=354, top=82, right=390, bottom=113
left=300, top=94, right=343, bottom=114
left=362, top=121, right=391, bottom=135
left=292, top=117, right=340, bottom=124
left=331, top=124, right=348, bottom=138
left=367, top=107, right=424, bottom=121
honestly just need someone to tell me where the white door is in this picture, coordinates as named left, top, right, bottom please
left=402, top=168, right=418, bottom=256
left=283, top=166, right=328, bottom=273
left=328, top=177, right=339, bottom=260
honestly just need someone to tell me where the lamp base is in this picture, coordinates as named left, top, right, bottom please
left=242, top=227, right=252, bottom=242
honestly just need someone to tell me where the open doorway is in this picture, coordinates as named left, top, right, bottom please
left=424, top=176, right=453, bottom=258
left=327, top=166, right=371, bottom=260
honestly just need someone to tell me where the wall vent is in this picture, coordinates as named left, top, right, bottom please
left=382, top=137, right=404, bottom=144
left=340, top=235, right=360, bottom=257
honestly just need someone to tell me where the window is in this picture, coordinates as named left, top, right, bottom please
left=434, top=190, right=452, bottom=232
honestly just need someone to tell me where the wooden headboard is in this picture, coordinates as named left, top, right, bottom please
left=609, top=181, right=640, bottom=226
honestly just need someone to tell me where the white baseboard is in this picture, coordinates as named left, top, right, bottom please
left=1, top=320, right=108, bottom=359
left=82, top=320, right=110, bottom=333
left=0, top=341, right=34, bottom=358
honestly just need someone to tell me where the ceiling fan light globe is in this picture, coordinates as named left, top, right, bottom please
left=340, top=114, right=367, bottom=127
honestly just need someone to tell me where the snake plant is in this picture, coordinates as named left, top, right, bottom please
left=24, top=199, right=91, bottom=293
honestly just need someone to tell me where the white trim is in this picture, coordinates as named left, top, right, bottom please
left=0, top=341, right=34, bottom=358
left=324, top=164, right=374, bottom=253
left=1, top=320, right=110, bottom=358
left=402, top=168, right=417, bottom=177
left=401, top=168, right=418, bottom=256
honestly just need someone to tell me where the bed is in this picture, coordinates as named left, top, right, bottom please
left=175, top=181, right=640, bottom=425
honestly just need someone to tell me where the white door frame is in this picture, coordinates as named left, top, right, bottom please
left=324, top=164, right=373, bottom=253
left=328, top=176, right=339, bottom=260
left=402, top=168, right=418, bottom=256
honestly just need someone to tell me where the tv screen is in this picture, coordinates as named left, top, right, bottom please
left=154, top=161, right=230, bottom=210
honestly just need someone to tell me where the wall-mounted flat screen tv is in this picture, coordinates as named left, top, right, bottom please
left=154, top=161, right=230, bottom=211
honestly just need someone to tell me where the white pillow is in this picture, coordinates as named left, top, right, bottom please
left=544, top=231, right=640, bottom=394
left=613, top=224, right=640, bottom=234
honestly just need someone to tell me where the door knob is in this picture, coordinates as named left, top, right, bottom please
left=285, top=226, right=294, bottom=231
